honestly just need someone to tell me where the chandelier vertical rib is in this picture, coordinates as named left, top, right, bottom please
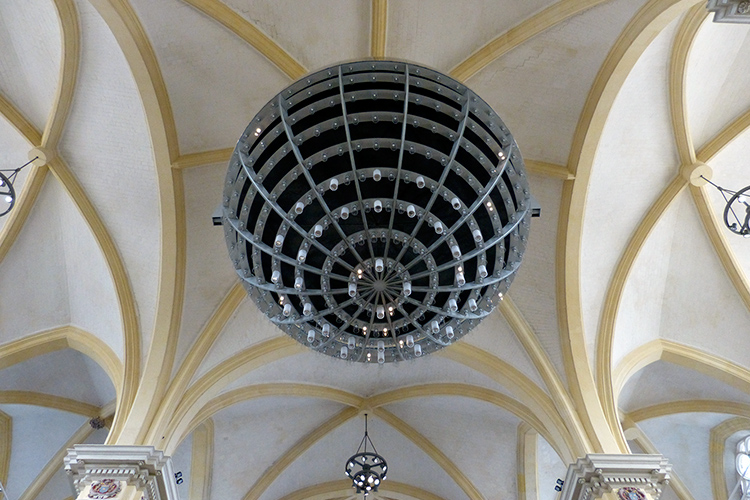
left=223, top=60, right=531, bottom=362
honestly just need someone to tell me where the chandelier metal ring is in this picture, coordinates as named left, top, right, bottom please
left=0, top=172, right=15, bottom=217
left=223, top=60, right=531, bottom=362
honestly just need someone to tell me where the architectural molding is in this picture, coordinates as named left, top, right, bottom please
left=0, top=92, right=42, bottom=146
left=558, top=0, right=702, bottom=455
left=46, top=156, right=138, bottom=417
left=439, top=342, right=575, bottom=463
left=450, top=0, right=609, bottom=82
left=707, top=0, right=750, bottom=23
left=613, top=340, right=750, bottom=403
left=172, top=148, right=233, bottom=170
left=242, top=407, right=359, bottom=500
left=44, top=0, right=81, bottom=149
left=0, top=409, right=10, bottom=488
left=179, top=0, right=306, bottom=80
left=0, top=326, right=123, bottom=397
left=501, top=296, right=591, bottom=457
left=146, top=283, right=246, bottom=446
left=87, top=0, right=183, bottom=446
left=0, top=391, right=100, bottom=417
left=629, top=400, right=750, bottom=423
left=595, top=175, right=687, bottom=451
left=668, top=4, right=705, bottom=166
left=275, top=480, right=448, bottom=500
left=370, top=0, right=388, bottom=59
left=525, top=160, right=575, bottom=180
left=708, top=416, right=750, bottom=500
left=372, top=407, right=483, bottom=500
left=163, top=336, right=304, bottom=453
left=517, top=423, right=537, bottom=500
left=188, top=420, right=213, bottom=500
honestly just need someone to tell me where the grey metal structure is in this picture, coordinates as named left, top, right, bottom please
left=707, top=0, right=750, bottom=23
left=223, top=60, right=531, bottom=362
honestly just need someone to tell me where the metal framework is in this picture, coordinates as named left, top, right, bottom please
left=223, top=60, right=531, bottom=362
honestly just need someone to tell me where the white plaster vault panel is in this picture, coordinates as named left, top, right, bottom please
left=221, top=348, right=524, bottom=402
left=686, top=17, right=750, bottom=151
left=618, top=359, right=750, bottom=413
left=610, top=190, right=685, bottom=371
left=509, top=173, right=567, bottom=385
left=34, top=426, right=109, bottom=500
left=62, top=0, right=161, bottom=366
left=638, top=412, right=734, bottom=500
left=257, top=413, right=471, bottom=500
left=469, top=0, right=650, bottom=166
left=0, top=348, right=116, bottom=407
left=385, top=396, right=522, bottom=499
left=172, top=164, right=238, bottom=377
left=191, top=296, right=283, bottom=383
left=170, top=431, right=193, bottom=500
left=464, top=310, right=548, bottom=392
left=580, top=16, right=682, bottom=373
left=209, top=396, right=348, bottom=500
left=130, top=0, right=291, bottom=154
left=0, top=178, right=69, bottom=342
left=0, top=404, right=86, bottom=496
left=658, top=191, right=750, bottom=368
left=0, top=0, right=61, bottom=133
left=222, top=0, right=370, bottom=72
left=387, top=0, right=558, bottom=74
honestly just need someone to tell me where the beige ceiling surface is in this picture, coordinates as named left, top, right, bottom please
left=3, top=1, right=750, bottom=500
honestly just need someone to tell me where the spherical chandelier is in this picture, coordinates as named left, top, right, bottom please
left=223, top=60, right=531, bottom=362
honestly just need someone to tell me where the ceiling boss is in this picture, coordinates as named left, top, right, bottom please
left=223, top=61, right=531, bottom=362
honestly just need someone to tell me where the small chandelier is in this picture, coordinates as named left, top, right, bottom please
left=0, top=156, right=37, bottom=217
left=345, top=414, right=387, bottom=497
left=701, top=176, right=750, bottom=237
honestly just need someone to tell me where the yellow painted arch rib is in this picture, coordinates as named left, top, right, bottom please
left=0, top=410, right=10, bottom=487
left=668, top=4, right=705, bottom=167
left=276, top=480, right=449, bottom=500
left=45, top=0, right=81, bottom=149
left=450, top=0, right=609, bottom=82
left=242, top=407, right=359, bottom=500
left=438, top=342, right=576, bottom=463
left=163, top=336, right=304, bottom=453
left=370, top=0, right=388, bottom=59
left=558, top=0, right=702, bottom=455
left=709, top=417, right=750, bottom=500
left=180, top=0, right=306, bottom=80
left=595, top=176, right=687, bottom=448
left=0, top=326, right=123, bottom=397
left=87, top=0, right=184, bottom=445
left=629, top=400, right=750, bottom=423
left=0, top=391, right=100, bottom=417
left=147, top=283, right=246, bottom=446
left=373, top=408, right=483, bottom=500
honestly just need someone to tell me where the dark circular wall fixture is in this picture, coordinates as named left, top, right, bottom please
left=223, top=60, right=531, bottom=363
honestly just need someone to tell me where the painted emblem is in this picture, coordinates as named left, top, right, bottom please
left=88, top=479, right=122, bottom=499
left=617, top=487, right=646, bottom=500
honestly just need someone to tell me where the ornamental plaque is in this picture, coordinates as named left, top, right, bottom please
left=618, top=487, right=646, bottom=500
left=707, top=0, right=750, bottom=23
left=88, top=479, right=121, bottom=499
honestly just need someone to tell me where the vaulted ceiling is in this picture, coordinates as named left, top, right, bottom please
left=2, top=1, right=750, bottom=499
